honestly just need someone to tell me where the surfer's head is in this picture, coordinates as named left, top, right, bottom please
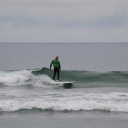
left=55, top=56, right=59, bottom=60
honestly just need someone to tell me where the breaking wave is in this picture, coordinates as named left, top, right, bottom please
left=0, top=67, right=128, bottom=88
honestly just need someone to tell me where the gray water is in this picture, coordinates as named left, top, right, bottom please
left=0, top=43, right=128, bottom=128
left=0, top=43, right=128, bottom=71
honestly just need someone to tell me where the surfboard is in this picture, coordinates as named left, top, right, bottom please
left=54, top=81, right=76, bottom=84
left=53, top=81, right=76, bottom=88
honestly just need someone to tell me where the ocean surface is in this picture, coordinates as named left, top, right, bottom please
left=0, top=43, right=128, bottom=128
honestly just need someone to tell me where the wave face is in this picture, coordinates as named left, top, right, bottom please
left=0, top=68, right=128, bottom=113
left=32, top=68, right=128, bottom=88
left=0, top=68, right=128, bottom=88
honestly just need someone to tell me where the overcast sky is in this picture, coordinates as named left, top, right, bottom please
left=0, top=0, right=128, bottom=42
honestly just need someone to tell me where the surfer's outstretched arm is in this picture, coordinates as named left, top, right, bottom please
left=50, top=62, right=52, bottom=70
left=59, top=63, right=61, bottom=72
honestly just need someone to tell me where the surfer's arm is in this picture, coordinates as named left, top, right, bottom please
left=59, top=63, right=61, bottom=71
left=50, top=61, right=53, bottom=70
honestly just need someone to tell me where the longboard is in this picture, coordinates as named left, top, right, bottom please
left=54, top=81, right=76, bottom=84
left=53, top=81, right=76, bottom=88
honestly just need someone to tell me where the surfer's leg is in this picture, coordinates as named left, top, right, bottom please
left=57, top=68, right=59, bottom=80
left=53, top=68, right=56, bottom=80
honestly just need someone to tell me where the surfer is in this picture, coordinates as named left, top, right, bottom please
left=50, top=56, right=61, bottom=81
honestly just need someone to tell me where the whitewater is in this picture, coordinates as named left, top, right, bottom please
left=0, top=68, right=128, bottom=113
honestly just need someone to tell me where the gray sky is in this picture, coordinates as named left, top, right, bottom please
left=0, top=0, right=128, bottom=42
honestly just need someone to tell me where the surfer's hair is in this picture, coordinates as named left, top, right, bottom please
left=55, top=56, right=59, bottom=59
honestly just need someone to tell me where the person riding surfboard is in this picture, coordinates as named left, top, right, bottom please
left=50, top=56, right=61, bottom=81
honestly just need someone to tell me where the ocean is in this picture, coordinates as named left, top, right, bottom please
left=0, top=43, right=128, bottom=128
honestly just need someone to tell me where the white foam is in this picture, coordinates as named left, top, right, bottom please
left=1, top=92, right=128, bottom=112
left=0, top=70, right=32, bottom=86
left=0, top=70, right=55, bottom=87
left=32, top=75, right=57, bottom=87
